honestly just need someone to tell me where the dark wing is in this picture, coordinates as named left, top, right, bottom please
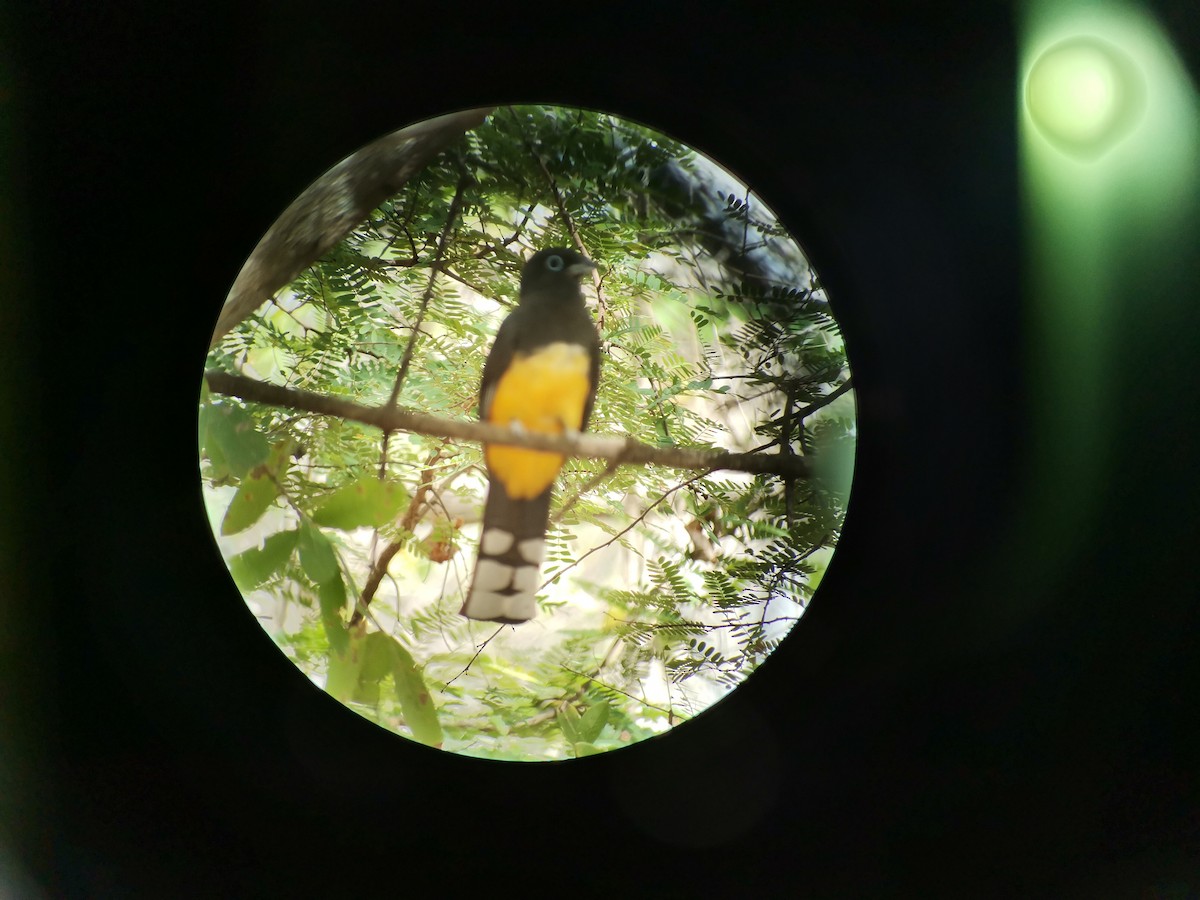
left=479, top=308, right=523, bottom=420
left=581, top=329, right=602, bottom=431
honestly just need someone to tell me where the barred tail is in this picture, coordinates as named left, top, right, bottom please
left=460, top=485, right=552, bottom=623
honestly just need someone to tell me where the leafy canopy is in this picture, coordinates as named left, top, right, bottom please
left=200, top=105, right=855, bottom=761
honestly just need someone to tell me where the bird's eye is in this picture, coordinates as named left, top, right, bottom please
left=545, top=254, right=565, bottom=272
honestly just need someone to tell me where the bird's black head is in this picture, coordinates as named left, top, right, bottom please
left=519, top=247, right=597, bottom=296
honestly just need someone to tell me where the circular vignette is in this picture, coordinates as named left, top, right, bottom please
left=198, top=104, right=856, bottom=761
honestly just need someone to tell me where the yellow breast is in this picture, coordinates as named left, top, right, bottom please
left=485, top=342, right=592, bottom=500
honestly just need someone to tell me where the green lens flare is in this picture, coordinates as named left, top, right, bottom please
left=1026, top=35, right=1146, bottom=159
left=996, top=0, right=1200, bottom=633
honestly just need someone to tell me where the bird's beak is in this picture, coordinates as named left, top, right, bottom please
left=566, top=259, right=598, bottom=278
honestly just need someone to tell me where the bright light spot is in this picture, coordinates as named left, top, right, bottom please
left=1026, top=35, right=1146, bottom=159
left=1030, top=43, right=1116, bottom=139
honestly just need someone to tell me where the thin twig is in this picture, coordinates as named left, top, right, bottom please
left=540, top=470, right=713, bottom=591
left=444, top=625, right=507, bottom=686
left=781, top=386, right=796, bottom=529
left=517, top=637, right=625, bottom=729
left=795, top=377, right=854, bottom=420
left=438, top=264, right=496, bottom=299
left=551, top=458, right=621, bottom=524
left=557, top=665, right=680, bottom=719
left=471, top=208, right=532, bottom=258
left=352, top=444, right=448, bottom=626
left=379, top=167, right=472, bottom=477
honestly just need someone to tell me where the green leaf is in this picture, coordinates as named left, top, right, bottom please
left=556, top=706, right=584, bottom=745
left=201, top=419, right=231, bottom=480
left=318, top=575, right=348, bottom=655
left=228, top=529, right=299, bottom=590
left=299, top=524, right=339, bottom=585
left=220, top=473, right=279, bottom=535
left=390, top=643, right=442, bottom=748
left=577, top=700, right=610, bottom=744
left=310, top=476, right=408, bottom=530
left=352, top=680, right=381, bottom=706
left=266, top=437, right=300, bottom=476
left=204, top=404, right=270, bottom=477
left=326, top=630, right=364, bottom=701
left=572, top=741, right=602, bottom=758
left=361, top=630, right=398, bottom=683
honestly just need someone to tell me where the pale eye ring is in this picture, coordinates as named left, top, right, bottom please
left=545, top=254, right=565, bottom=272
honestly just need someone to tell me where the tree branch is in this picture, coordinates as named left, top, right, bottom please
left=351, top=443, right=449, bottom=627
left=387, top=169, right=471, bottom=412
left=378, top=167, right=471, bottom=478
left=210, top=107, right=494, bottom=347
left=205, top=370, right=815, bottom=480
left=445, top=625, right=506, bottom=686
left=796, top=376, right=854, bottom=420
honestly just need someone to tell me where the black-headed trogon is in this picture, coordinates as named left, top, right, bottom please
left=460, top=247, right=601, bottom=623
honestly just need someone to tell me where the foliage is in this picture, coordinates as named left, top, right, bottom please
left=199, top=105, right=855, bottom=760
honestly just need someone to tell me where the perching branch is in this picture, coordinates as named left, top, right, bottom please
left=204, top=369, right=815, bottom=480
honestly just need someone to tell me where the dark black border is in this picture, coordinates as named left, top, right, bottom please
left=8, top=3, right=1199, bottom=896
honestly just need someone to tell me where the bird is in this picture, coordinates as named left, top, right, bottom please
left=460, top=247, right=602, bottom=623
